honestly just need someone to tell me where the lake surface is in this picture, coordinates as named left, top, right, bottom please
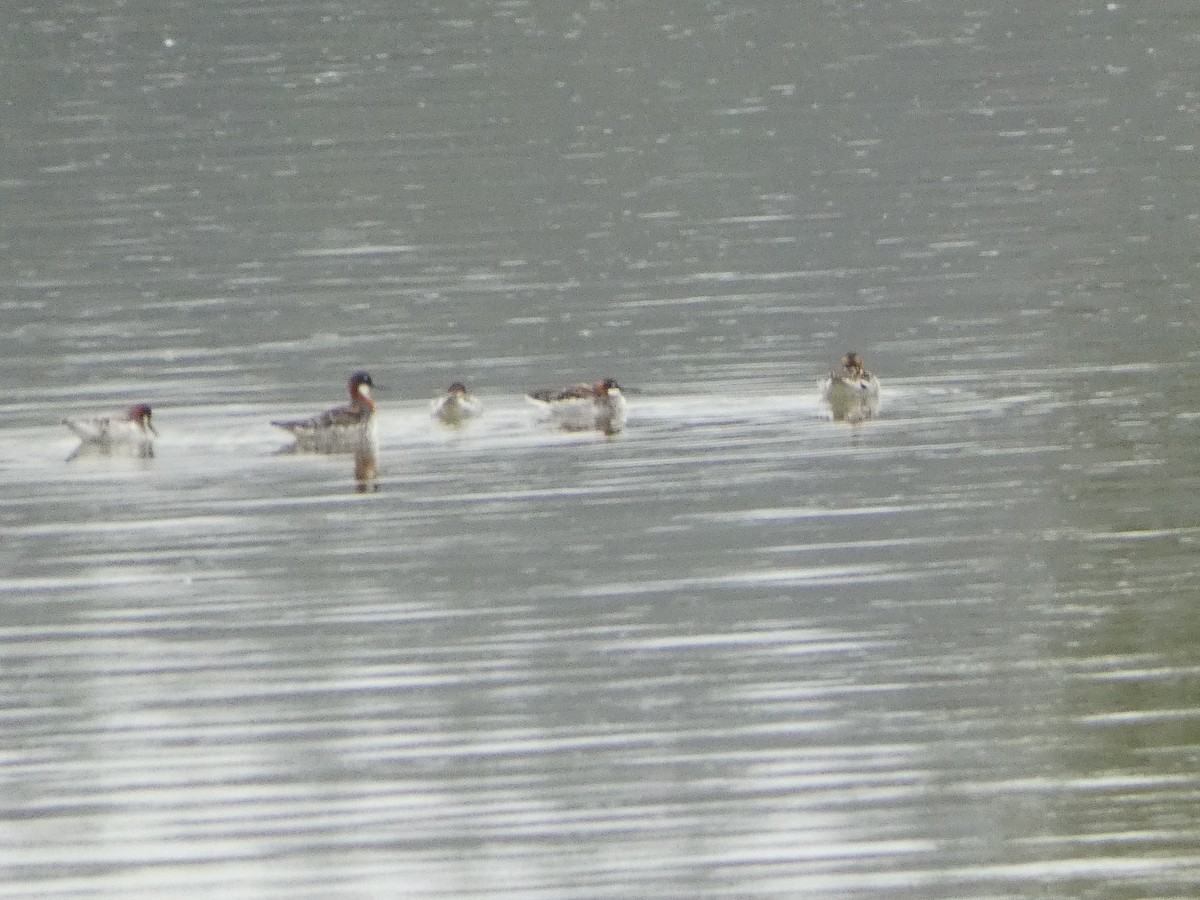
left=2, top=1, right=1200, bottom=897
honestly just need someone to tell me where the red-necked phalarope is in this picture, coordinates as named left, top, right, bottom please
left=527, top=377, right=628, bottom=436
left=272, top=371, right=377, bottom=451
left=430, top=381, right=482, bottom=427
left=820, top=351, right=881, bottom=422
left=63, top=403, right=157, bottom=459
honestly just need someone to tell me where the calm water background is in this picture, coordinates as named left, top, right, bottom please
left=2, top=0, right=1199, bottom=897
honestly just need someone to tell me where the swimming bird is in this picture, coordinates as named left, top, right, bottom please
left=63, top=403, right=157, bottom=459
left=820, top=352, right=880, bottom=422
left=430, top=381, right=482, bottom=427
left=527, top=377, right=628, bottom=436
left=272, top=371, right=377, bottom=451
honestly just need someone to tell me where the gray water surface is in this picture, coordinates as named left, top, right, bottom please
left=3, top=1, right=1200, bottom=897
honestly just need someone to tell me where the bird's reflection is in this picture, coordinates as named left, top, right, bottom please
left=275, top=434, right=379, bottom=493
left=64, top=444, right=154, bottom=465
left=65, top=442, right=155, bottom=464
left=823, top=391, right=880, bottom=424
left=353, top=440, right=379, bottom=493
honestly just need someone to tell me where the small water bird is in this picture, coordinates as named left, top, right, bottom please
left=272, top=371, right=377, bottom=451
left=820, top=352, right=881, bottom=422
left=527, top=377, right=628, bottom=436
left=430, top=381, right=482, bottom=427
left=63, top=403, right=157, bottom=460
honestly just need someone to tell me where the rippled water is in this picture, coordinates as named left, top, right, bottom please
left=3, top=0, right=1200, bottom=897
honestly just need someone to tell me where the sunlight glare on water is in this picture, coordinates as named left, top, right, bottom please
left=2, top=0, right=1200, bottom=897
